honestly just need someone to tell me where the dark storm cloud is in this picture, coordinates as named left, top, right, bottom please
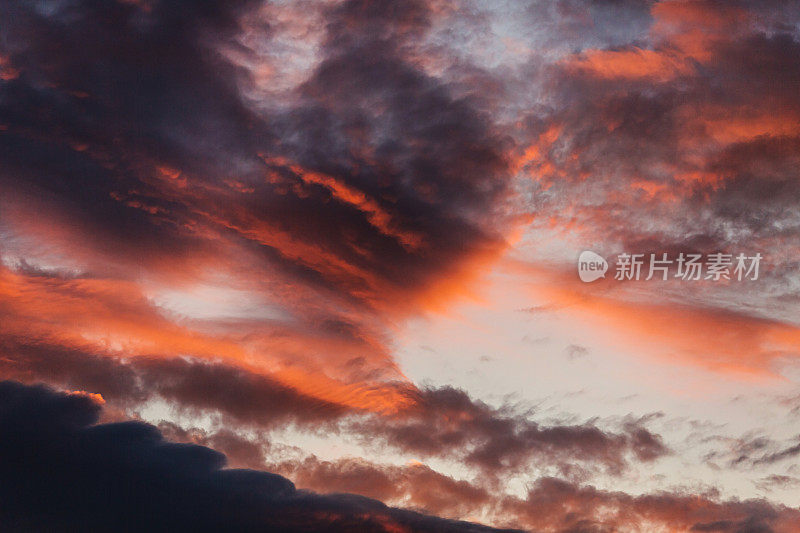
left=0, top=0, right=516, bottom=396
left=0, top=0, right=511, bottom=308
left=158, top=421, right=270, bottom=470
left=0, top=379, right=680, bottom=531
left=0, top=380, right=520, bottom=532
left=254, top=0, right=512, bottom=306
left=0, top=0, right=267, bottom=258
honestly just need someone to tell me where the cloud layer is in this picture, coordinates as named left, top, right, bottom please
left=0, top=380, right=520, bottom=532
left=0, top=0, right=799, bottom=530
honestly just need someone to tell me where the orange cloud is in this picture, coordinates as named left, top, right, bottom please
left=511, top=260, right=800, bottom=379
left=651, top=0, right=750, bottom=62
left=567, top=47, right=694, bottom=82
left=0, top=263, right=415, bottom=415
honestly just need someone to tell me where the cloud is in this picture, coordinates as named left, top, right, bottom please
left=753, top=442, right=800, bottom=466
left=0, top=255, right=413, bottom=414
left=714, top=433, right=800, bottom=468
left=269, top=456, right=497, bottom=522
left=0, top=0, right=799, bottom=529
left=754, top=475, right=800, bottom=494
left=503, top=477, right=800, bottom=532
left=514, top=0, right=800, bottom=311
left=254, top=452, right=800, bottom=532
left=0, top=0, right=512, bottom=309
left=0, top=340, right=665, bottom=477
left=0, top=380, right=520, bottom=532
left=0, top=0, right=517, bottom=412
left=513, top=260, right=800, bottom=378
left=0, top=339, right=357, bottom=426
left=350, top=385, right=667, bottom=476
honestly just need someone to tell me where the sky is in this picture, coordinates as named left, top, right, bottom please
left=0, top=0, right=799, bottom=531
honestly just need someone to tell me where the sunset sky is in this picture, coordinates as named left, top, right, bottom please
left=1, top=0, right=800, bottom=531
